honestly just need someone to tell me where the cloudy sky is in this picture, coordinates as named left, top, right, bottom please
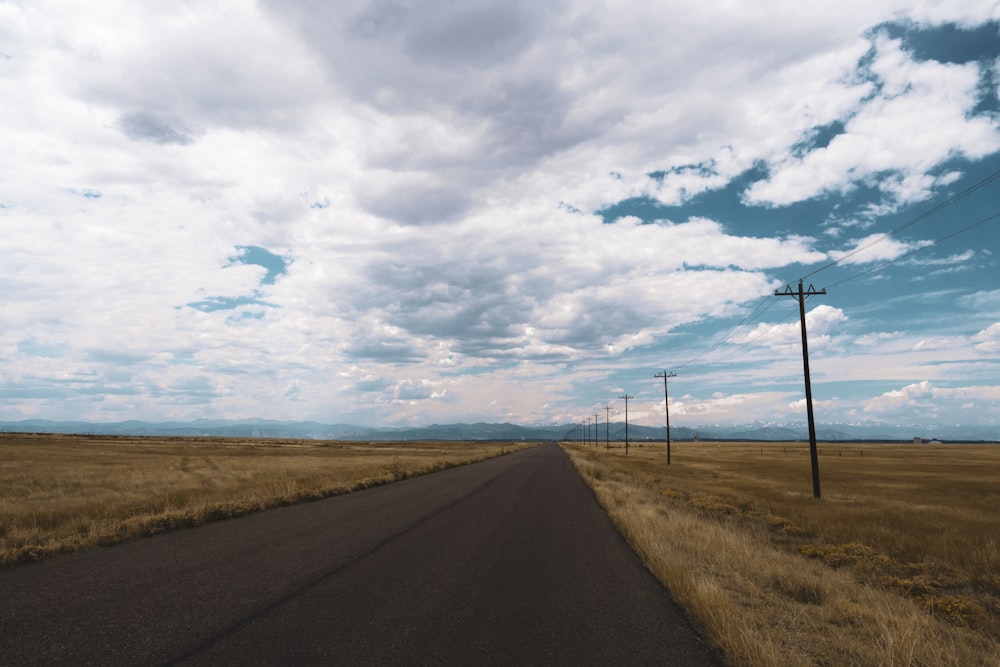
left=3, top=1, right=999, bottom=429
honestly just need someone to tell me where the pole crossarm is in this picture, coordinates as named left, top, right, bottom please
left=775, top=282, right=827, bottom=298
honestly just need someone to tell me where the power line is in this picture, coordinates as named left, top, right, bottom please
left=675, top=295, right=780, bottom=371
left=707, top=306, right=800, bottom=368
left=642, top=168, right=999, bottom=418
left=674, top=176, right=1000, bottom=376
left=801, top=167, right=1000, bottom=281
left=829, top=210, right=1000, bottom=288
left=678, top=299, right=797, bottom=374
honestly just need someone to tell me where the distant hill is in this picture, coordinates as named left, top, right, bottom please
left=0, top=418, right=995, bottom=442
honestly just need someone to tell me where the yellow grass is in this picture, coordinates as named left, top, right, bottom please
left=0, top=433, right=534, bottom=568
left=563, top=441, right=1000, bottom=667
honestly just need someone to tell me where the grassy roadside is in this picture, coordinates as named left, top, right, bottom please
left=563, top=441, right=1000, bottom=667
left=0, top=433, right=535, bottom=568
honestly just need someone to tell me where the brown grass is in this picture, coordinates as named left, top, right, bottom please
left=0, top=433, right=534, bottom=568
left=563, top=441, right=1000, bottom=667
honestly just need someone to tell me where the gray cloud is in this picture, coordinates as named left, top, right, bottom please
left=117, top=110, right=199, bottom=145
left=301, top=1, right=549, bottom=96
left=355, top=180, right=474, bottom=225
left=351, top=1, right=541, bottom=69
left=7, top=1, right=1000, bottom=429
left=345, top=338, right=424, bottom=364
left=355, top=375, right=394, bottom=392
left=268, top=0, right=591, bottom=167
left=86, top=348, right=151, bottom=365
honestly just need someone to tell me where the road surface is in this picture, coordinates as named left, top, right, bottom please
left=0, top=442, right=722, bottom=665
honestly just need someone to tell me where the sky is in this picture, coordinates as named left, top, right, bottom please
left=2, top=1, right=1000, bottom=429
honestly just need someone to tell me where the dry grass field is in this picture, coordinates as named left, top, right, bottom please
left=563, top=440, right=1000, bottom=667
left=0, top=433, right=533, bottom=568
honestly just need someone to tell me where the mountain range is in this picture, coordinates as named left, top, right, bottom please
left=1, top=419, right=996, bottom=442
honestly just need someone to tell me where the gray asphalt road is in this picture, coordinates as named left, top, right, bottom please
left=0, top=443, right=723, bottom=666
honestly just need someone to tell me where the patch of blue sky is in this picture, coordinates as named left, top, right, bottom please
left=440, top=365, right=495, bottom=377
left=881, top=20, right=1000, bottom=65
left=18, top=339, right=63, bottom=358
left=790, top=121, right=847, bottom=158
left=598, top=163, right=844, bottom=240
left=187, top=295, right=276, bottom=313
left=0, top=385, right=74, bottom=400
left=226, top=310, right=267, bottom=323
left=880, top=21, right=1000, bottom=114
left=647, top=158, right=720, bottom=183
left=185, top=245, right=289, bottom=312
left=228, top=245, right=289, bottom=285
left=169, top=351, right=197, bottom=364
left=72, top=188, right=102, bottom=199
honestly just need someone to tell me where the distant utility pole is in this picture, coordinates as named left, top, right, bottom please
left=654, top=371, right=677, bottom=465
left=593, top=414, right=600, bottom=448
left=604, top=404, right=612, bottom=450
left=619, top=394, right=633, bottom=455
left=775, top=279, right=827, bottom=499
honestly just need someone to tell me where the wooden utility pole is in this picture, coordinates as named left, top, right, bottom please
left=619, top=394, right=633, bottom=455
left=604, top=404, right=612, bottom=450
left=775, top=279, right=827, bottom=499
left=654, top=371, right=677, bottom=465
left=593, top=413, right=600, bottom=447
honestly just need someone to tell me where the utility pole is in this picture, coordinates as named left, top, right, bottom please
left=593, top=413, right=600, bottom=448
left=775, top=279, right=827, bottom=499
left=619, top=394, right=633, bottom=455
left=654, top=371, right=677, bottom=465
left=604, top=404, right=612, bottom=450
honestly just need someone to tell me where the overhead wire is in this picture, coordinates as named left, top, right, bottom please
left=800, top=167, right=1000, bottom=281
left=673, top=294, right=779, bottom=372
left=706, top=305, right=800, bottom=367
left=585, top=176, right=998, bottom=419
left=829, top=210, right=1000, bottom=288
left=668, top=168, right=1000, bottom=377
